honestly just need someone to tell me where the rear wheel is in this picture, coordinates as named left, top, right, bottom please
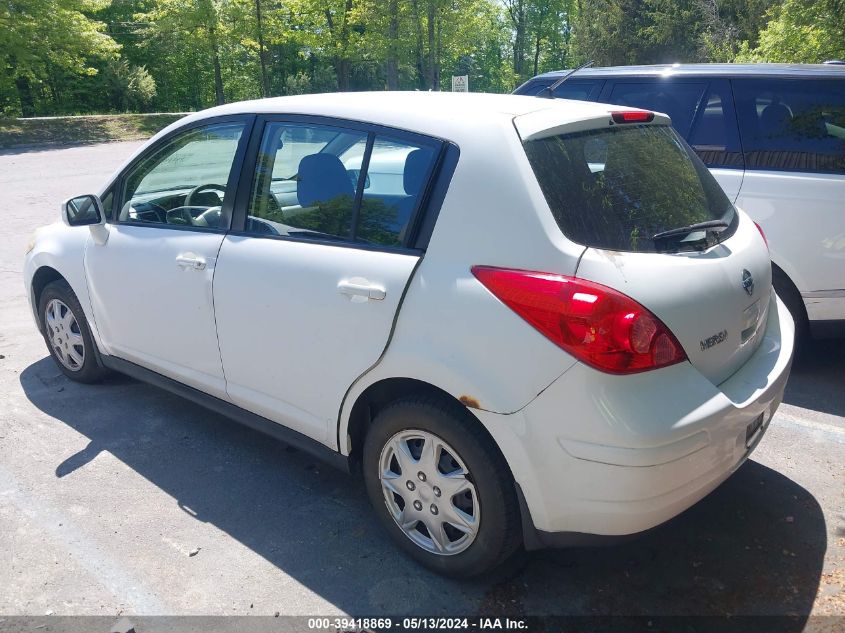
left=38, top=280, right=108, bottom=383
left=363, top=396, right=521, bottom=577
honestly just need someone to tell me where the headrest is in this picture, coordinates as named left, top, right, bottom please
left=297, top=153, right=354, bottom=207
left=403, top=148, right=435, bottom=195
left=759, top=104, right=793, bottom=137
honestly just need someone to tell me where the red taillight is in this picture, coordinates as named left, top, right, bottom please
left=754, top=221, right=768, bottom=249
left=471, top=266, right=687, bottom=374
left=611, top=110, right=655, bottom=124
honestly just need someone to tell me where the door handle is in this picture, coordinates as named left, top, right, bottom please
left=338, top=279, right=386, bottom=301
left=175, top=253, right=207, bottom=271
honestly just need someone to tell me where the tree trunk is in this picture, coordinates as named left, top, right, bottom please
left=411, top=0, right=426, bottom=89
left=337, top=59, right=351, bottom=90
left=15, top=75, right=36, bottom=117
left=533, top=33, right=542, bottom=77
left=326, top=0, right=354, bottom=91
left=212, top=48, right=225, bottom=105
left=434, top=5, right=441, bottom=90
left=255, top=0, right=270, bottom=97
left=386, top=0, right=399, bottom=90
left=426, top=0, right=436, bottom=89
left=209, top=17, right=225, bottom=104
left=511, top=0, right=526, bottom=79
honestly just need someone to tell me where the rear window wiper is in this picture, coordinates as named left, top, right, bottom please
left=652, top=220, right=729, bottom=242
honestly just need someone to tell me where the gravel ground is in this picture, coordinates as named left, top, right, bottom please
left=0, top=142, right=843, bottom=627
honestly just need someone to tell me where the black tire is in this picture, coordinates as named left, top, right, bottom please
left=363, top=396, right=522, bottom=578
left=38, top=279, right=108, bottom=384
left=772, top=265, right=808, bottom=349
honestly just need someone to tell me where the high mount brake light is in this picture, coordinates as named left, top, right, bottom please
left=611, top=111, right=655, bottom=124
left=472, top=266, right=687, bottom=374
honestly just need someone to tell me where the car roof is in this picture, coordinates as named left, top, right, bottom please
left=116, top=91, right=662, bottom=186
left=530, top=63, right=845, bottom=81
left=172, top=91, right=612, bottom=140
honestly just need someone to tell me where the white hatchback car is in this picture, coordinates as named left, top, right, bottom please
left=24, top=92, right=794, bottom=577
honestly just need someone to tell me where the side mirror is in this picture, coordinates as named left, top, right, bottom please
left=62, top=194, right=105, bottom=227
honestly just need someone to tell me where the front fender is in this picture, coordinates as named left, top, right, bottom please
left=24, top=223, right=104, bottom=350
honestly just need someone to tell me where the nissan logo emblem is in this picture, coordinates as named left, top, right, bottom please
left=742, top=269, right=754, bottom=297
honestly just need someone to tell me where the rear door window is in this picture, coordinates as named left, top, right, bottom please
left=688, top=82, right=744, bottom=168
left=523, top=124, right=737, bottom=253
left=248, top=122, right=366, bottom=241
left=246, top=121, right=439, bottom=247
left=733, top=78, right=845, bottom=174
left=607, top=81, right=708, bottom=137
left=344, top=137, right=437, bottom=247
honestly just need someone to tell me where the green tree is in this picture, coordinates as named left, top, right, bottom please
left=103, top=58, right=156, bottom=111
left=570, top=0, right=651, bottom=65
left=735, top=0, right=845, bottom=63
left=640, top=0, right=708, bottom=62
left=1, top=0, right=119, bottom=116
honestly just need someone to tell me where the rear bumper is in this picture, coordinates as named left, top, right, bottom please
left=476, top=293, right=794, bottom=544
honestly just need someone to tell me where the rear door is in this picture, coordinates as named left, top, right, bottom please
left=213, top=117, right=442, bottom=445
left=731, top=77, right=845, bottom=314
left=517, top=112, right=771, bottom=385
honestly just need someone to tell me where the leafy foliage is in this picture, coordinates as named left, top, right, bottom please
left=1, top=0, right=840, bottom=117
left=735, top=0, right=845, bottom=63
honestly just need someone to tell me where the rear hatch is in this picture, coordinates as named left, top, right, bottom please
left=517, top=106, right=771, bottom=385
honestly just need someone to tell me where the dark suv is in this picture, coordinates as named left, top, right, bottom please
left=515, top=64, right=845, bottom=339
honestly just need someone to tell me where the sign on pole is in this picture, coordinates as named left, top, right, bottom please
left=451, top=75, right=468, bottom=92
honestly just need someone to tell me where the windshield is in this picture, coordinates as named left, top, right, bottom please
left=523, top=124, right=737, bottom=252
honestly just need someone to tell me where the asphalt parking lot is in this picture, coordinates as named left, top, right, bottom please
left=0, top=142, right=843, bottom=625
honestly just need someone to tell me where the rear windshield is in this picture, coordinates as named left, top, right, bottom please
left=524, top=124, right=737, bottom=252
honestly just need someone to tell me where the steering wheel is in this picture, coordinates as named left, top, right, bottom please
left=184, top=183, right=227, bottom=208
left=194, top=206, right=222, bottom=228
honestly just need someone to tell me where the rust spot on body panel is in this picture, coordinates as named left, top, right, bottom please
left=459, top=395, right=480, bottom=409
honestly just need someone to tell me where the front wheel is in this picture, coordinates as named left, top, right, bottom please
left=363, top=397, right=521, bottom=577
left=38, top=280, right=108, bottom=383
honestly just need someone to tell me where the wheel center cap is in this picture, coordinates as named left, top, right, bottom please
left=417, top=481, right=432, bottom=503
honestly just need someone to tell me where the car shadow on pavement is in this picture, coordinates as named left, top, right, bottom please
left=20, top=357, right=826, bottom=626
left=783, top=338, right=845, bottom=419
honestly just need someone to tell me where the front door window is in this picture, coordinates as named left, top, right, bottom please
left=120, top=122, right=246, bottom=229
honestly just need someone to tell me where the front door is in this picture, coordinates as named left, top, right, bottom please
left=213, top=118, right=441, bottom=445
left=86, top=118, right=250, bottom=398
